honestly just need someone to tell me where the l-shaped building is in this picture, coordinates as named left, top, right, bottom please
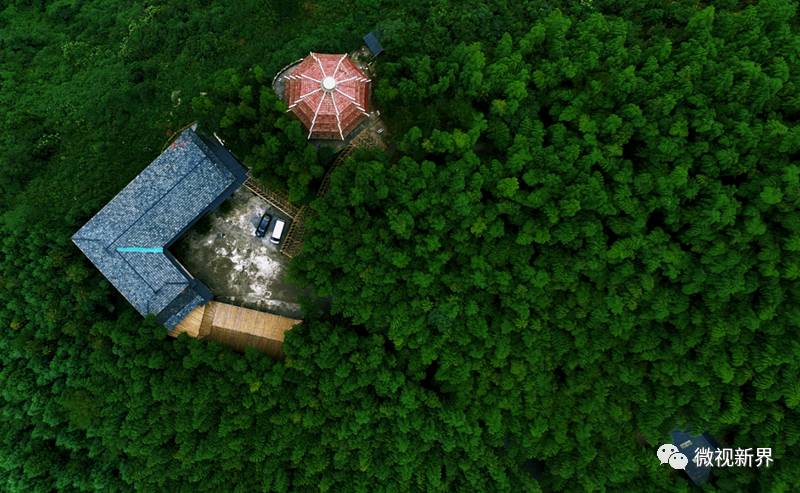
left=72, top=126, right=300, bottom=356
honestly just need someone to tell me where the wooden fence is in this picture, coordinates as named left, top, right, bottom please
left=279, top=205, right=306, bottom=259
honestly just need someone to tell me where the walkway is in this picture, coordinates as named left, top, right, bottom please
left=172, top=301, right=302, bottom=358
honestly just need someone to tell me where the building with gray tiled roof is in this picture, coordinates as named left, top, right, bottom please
left=72, top=126, right=247, bottom=331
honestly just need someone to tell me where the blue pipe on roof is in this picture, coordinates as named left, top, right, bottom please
left=116, top=246, right=164, bottom=253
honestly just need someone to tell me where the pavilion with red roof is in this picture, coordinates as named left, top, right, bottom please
left=282, top=53, right=371, bottom=140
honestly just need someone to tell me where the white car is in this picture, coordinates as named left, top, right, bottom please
left=270, top=219, right=286, bottom=245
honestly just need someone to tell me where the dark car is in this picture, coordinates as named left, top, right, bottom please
left=255, top=213, right=272, bottom=238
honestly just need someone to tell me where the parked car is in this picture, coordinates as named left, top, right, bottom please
left=270, top=219, right=286, bottom=244
left=255, top=213, right=272, bottom=238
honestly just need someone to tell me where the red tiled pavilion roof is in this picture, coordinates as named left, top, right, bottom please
left=284, top=53, right=371, bottom=140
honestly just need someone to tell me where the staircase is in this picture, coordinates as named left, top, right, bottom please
left=198, top=301, right=218, bottom=338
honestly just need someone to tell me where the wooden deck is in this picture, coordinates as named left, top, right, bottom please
left=171, top=301, right=301, bottom=358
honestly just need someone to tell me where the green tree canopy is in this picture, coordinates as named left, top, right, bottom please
left=1, top=0, right=799, bottom=491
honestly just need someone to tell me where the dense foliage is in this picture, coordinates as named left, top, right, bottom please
left=1, top=1, right=799, bottom=492
left=194, top=69, right=329, bottom=203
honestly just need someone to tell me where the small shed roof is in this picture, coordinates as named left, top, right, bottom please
left=72, top=128, right=247, bottom=329
left=671, top=430, right=718, bottom=485
left=363, top=32, right=383, bottom=56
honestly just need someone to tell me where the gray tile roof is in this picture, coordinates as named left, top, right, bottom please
left=72, top=128, right=247, bottom=329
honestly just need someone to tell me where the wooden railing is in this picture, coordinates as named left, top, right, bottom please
left=280, top=206, right=306, bottom=259
left=244, top=176, right=301, bottom=218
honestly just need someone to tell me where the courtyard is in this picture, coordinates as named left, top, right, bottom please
left=172, top=188, right=303, bottom=319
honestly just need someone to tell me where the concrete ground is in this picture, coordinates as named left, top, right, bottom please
left=172, top=188, right=303, bottom=319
